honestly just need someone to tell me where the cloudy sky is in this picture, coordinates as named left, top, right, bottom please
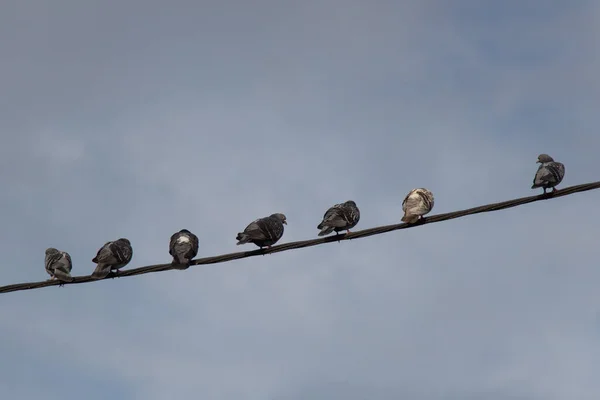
left=1, top=0, right=599, bottom=399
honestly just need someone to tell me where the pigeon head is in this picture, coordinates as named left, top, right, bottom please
left=270, top=213, right=287, bottom=225
left=344, top=200, right=357, bottom=207
left=116, top=238, right=131, bottom=245
left=537, top=154, right=555, bottom=163
left=45, top=248, right=59, bottom=255
left=179, top=229, right=192, bottom=235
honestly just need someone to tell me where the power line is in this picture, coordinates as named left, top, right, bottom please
left=1, top=181, right=599, bottom=295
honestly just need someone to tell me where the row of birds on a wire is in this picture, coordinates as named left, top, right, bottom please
left=44, top=153, right=565, bottom=284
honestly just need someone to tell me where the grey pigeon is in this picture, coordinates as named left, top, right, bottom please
left=317, top=200, right=360, bottom=236
left=45, top=248, right=74, bottom=283
left=169, top=229, right=199, bottom=270
left=236, top=213, right=287, bottom=249
left=401, top=188, right=435, bottom=224
left=91, top=238, right=133, bottom=279
left=531, top=154, right=565, bottom=194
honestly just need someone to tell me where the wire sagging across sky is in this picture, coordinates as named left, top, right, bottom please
left=1, top=180, right=599, bottom=295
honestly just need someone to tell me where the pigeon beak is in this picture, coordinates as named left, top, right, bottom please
left=536, top=160, right=541, bottom=163
left=283, top=220, right=287, bottom=225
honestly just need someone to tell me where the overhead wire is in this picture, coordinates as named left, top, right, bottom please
left=1, top=181, right=598, bottom=295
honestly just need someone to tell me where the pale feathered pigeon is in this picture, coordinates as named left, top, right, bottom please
left=317, top=200, right=360, bottom=236
left=45, top=248, right=74, bottom=283
left=236, top=213, right=287, bottom=249
left=531, top=154, right=565, bottom=194
left=91, top=238, right=133, bottom=279
left=169, top=229, right=199, bottom=269
left=401, top=188, right=435, bottom=224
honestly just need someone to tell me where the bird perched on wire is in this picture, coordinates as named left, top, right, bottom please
left=91, top=238, right=133, bottom=279
left=531, top=154, right=565, bottom=194
left=236, top=213, right=287, bottom=249
left=317, top=200, right=360, bottom=236
left=401, top=188, right=435, bottom=224
left=45, top=248, right=74, bottom=283
left=169, top=229, right=199, bottom=269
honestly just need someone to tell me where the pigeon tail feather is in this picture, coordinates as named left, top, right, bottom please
left=53, top=270, right=74, bottom=282
left=401, top=214, right=420, bottom=223
left=172, top=261, right=190, bottom=270
left=318, top=226, right=335, bottom=236
left=171, top=256, right=191, bottom=269
left=91, top=264, right=110, bottom=280
left=54, top=270, right=73, bottom=282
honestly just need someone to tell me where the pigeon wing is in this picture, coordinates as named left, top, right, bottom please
left=45, top=251, right=63, bottom=275
left=401, top=192, right=412, bottom=213
left=403, top=189, right=434, bottom=215
left=169, top=232, right=180, bottom=258
left=110, top=240, right=132, bottom=265
left=188, top=233, right=199, bottom=258
left=263, top=217, right=284, bottom=244
left=318, top=204, right=347, bottom=228
left=342, top=203, right=360, bottom=229
left=55, top=252, right=73, bottom=275
left=242, top=219, right=270, bottom=241
left=548, top=162, right=565, bottom=184
left=93, top=242, right=115, bottom=264
left=53, top=252, right=74, bottom=281
left=533, top=165, right=551, bottom=186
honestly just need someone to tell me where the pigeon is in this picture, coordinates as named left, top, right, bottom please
left=317, top=200, right=360, bottom=236
left=45, top=248, right=74, bottom=283
left=531, top=154, right=565, bottom=194
left=169, top=229, right=199, bottom=269
left=401, top=188, right=435, bottom=224
left=236, top=213, right=287, bottom=249
left=91, top=238, right=133, bottom=279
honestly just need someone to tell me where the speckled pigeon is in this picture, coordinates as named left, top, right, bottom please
left=169, top=229, right=199, bottom=269
left=45, top=248, right=74, bottom=283
left=531, top=154, right=565, bottom=194
left=317, top=200, right=360, bottom=236
left=91, top=238, right=133, bottom=279
left=401, top=188, right=435, bottom=224
left=236, top=213, right=287, bottom=249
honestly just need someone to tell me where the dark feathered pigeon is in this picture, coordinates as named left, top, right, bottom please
left=317, top=200, right=360, bottom=236
left=401, top=188, right=434, bottom=223
left=45, top=248, right=74, bottom=283
left=531, top=154, right=565, bottom=194
left=169, top=229, right=199, bottom=270
left=236, top=213, right=287, bottom=249
left=91, top=238, right=133, bottom=279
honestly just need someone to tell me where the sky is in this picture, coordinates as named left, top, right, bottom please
left=1, top=0, right=599, bottom=399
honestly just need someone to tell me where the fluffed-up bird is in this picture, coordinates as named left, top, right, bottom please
left=169, top=229, right=199, bottom=269
left=531, top=154, right=565, bottom=194
left=45, top=248, right=74, bottom=283
left=401, top=188, right=435, bottom=224
left=91, top=238, right=133, bottom=279
left=236, top=213, right=287, bottom=249
left=317, top=200, right=360, bottom=236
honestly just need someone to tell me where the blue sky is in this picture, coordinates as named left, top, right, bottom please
left=1, top=1, right=599, bottom=399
